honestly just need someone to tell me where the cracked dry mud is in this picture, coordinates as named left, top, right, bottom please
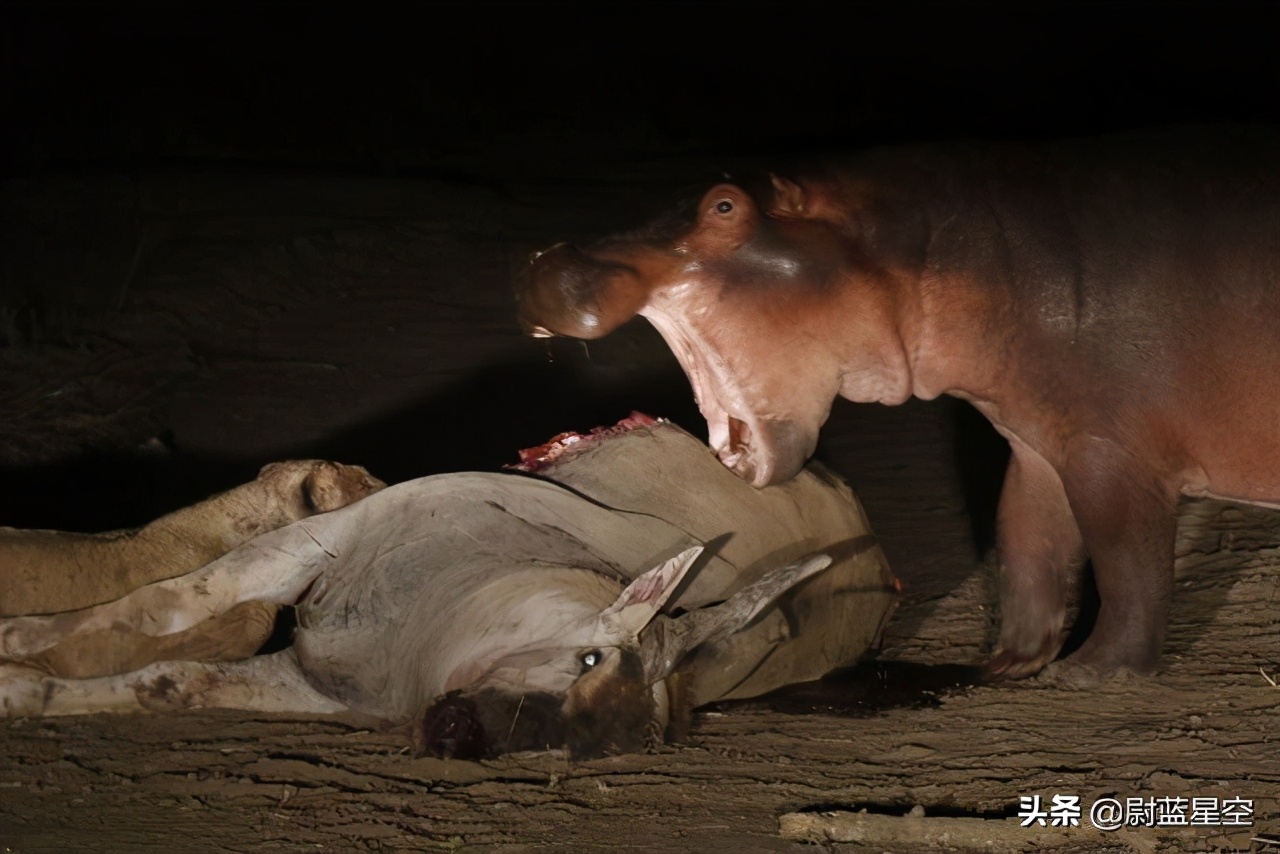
left=1, top=172, right=1277, bottom=853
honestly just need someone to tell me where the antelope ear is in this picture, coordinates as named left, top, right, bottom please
left=638, top=552, right=834, bottom=683
left=518, top=243, right=651, bottom=340
left=601, top=547, right=704, bottom=638
left=768, top=174, right=809, bottom=216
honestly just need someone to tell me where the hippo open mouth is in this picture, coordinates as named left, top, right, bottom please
left=720, top=415, right=814, bottom=488
left=722, top=415, right=751, bottom=473
left=514, top=238, right=818, bottom=489
left=718, top=415, right=776, bottom=484
left=638, top=307, right=814, bottom=488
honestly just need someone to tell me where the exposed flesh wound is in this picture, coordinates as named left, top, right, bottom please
left=509, top=412, right=663, bottom=472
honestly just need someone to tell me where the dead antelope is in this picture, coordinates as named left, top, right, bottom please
left=1, top=417, right=898, bottom=758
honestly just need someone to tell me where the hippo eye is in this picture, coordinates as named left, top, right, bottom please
left=715, top=199, right=734, bottom=214
left=579, top=649, right=603, bottom=672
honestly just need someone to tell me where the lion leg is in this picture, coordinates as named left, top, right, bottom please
left=0, top=518, right=340, bottom=662
left=1, top=649, right=346, bottom=718
left=23, top=600, right=281, bottom=679
left=0, top=460, right=383, bottom=617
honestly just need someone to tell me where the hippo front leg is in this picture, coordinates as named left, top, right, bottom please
left=1048, top=437, right=1179, bottom=684
left=987, top=443, right=1086, bottom=679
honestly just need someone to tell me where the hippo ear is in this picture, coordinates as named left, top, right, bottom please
left=691, top=184, right=759, bottom=250
left=768, top=174, right=809, bottom=216
left=638, top=553, right=833, bottom=683
left=600, top=546, right=704, bottom=638
left=518, top=243, right=652, bottom=340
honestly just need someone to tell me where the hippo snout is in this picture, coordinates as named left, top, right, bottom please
left=516, top=243, right=648, bottom=340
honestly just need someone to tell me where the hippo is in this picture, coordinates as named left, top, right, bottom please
left=0, top=417, right=898, bottom=758
left=517, top=126, right=1280, bottom=683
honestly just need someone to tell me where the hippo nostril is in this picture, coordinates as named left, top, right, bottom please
left=418, top=695, right=486, bottom=760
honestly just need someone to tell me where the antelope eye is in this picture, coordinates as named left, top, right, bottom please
left=579, top=649, right=603, bottom=671
left=715, top=199, right=734, bottom=214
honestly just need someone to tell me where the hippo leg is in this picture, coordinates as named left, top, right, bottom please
left=1047, top=439, right=1178, bottom=684
left=0, top=649, right=347, bottom=717
left=987, top=444, right=1086, bottom=679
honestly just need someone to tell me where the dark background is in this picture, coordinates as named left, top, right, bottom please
left=4, top=1, right=1277, bottom=177
left=1, top=0, right=1277, bottom=532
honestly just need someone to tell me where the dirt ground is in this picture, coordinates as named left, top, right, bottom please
left=2, top=4, right=1278, bottom=851
left=0, top=164, right=1276, bottom=854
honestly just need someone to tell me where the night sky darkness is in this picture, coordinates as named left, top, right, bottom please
left=3, top=2, right=1277, bottom=179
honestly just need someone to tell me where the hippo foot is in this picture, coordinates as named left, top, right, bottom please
left=1033, top=629, right=1161, bottom=688
left=983, top=645, right=1059, bottom=681
left=1036, top=657, right=1149, bottom=690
